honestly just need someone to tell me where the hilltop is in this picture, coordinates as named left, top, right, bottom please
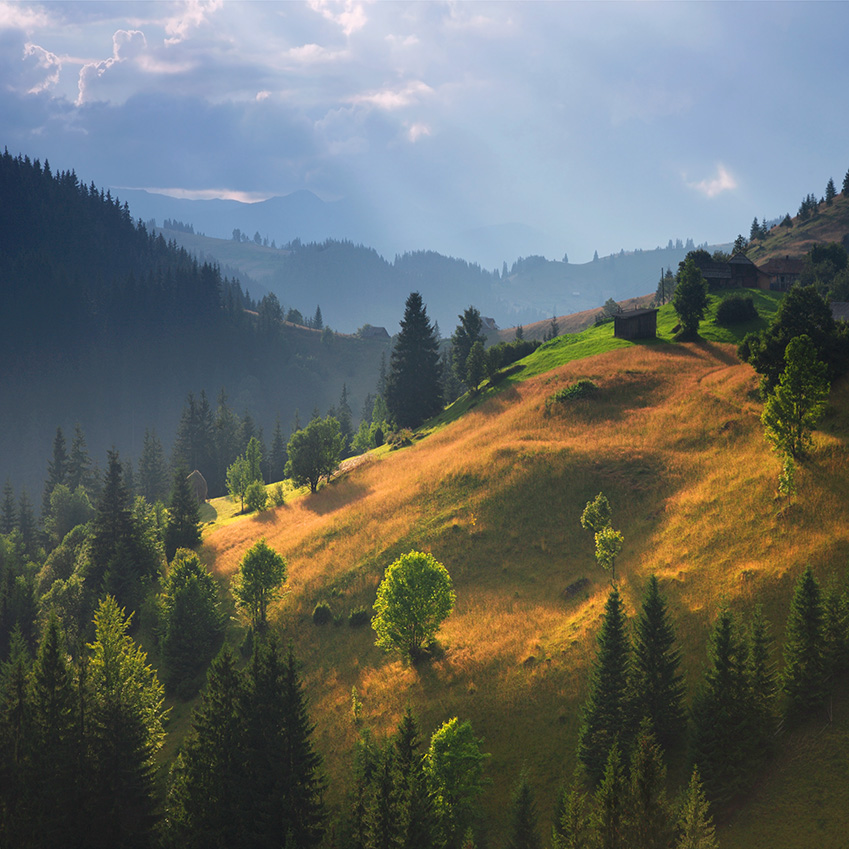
left=198, top=293, right=849, bottom=846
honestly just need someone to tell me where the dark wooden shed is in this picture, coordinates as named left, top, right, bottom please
left=613, top=308, right=658, bottom=340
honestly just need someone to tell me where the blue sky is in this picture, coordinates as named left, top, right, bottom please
left=2, top=0, right=849, bottom=266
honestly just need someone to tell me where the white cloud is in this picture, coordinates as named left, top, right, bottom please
left=406, top=122, right=431, bottom=142
left=164, top=0, right=223, bottom=45
left=308, top=0, right=368, bottom=37
left=351, top=80, right=433, bottom=110
left=0, top=2, right=50, bottom=31
left=285, top=43, right=348, bottom=64
left=688, top=164, right=738, bottom=198
left=22, top=43, right=61, bottom=93
left=130, top=186, right=272, bottom=203
left=76, top=29, right=147, bottom=105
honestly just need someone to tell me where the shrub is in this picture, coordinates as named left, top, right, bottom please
left=348, top=606, right=371, bottom=628
left=271, top=482, right=285, bottom=507
left=716, top=295, right=758, bottom=326
left=245, top=480, right=268, bottom=513
left=312, top=600, right=333, bottom=625
left=545, top=379, right=599, bottom=412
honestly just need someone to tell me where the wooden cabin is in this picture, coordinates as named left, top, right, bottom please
left=614, top=308, right=658, bottom=340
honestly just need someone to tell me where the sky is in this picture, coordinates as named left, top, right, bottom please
left=3, top=0, right=849, bottom=266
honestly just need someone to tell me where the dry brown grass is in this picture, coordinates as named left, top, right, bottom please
left=200, top=340, right=849, bottom=839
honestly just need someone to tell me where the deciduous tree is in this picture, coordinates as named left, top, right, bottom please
left=232, top=539, right=287, bottom=632
left=372, top=551, right=455, bottom=660
left=285, top=415, right=346, bottom=494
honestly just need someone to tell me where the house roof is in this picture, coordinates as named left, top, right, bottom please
left=758, top=256, right=806, bottom=275
left=616, top=308, right=658, bottom=319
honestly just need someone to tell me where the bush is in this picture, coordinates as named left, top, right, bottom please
left=271, top=482, right=285, bottom=507
left=716, top=295, right=758, bottom=326
left=545, top=379, right=599, bottom=412
left=348, top=606, right=371, bottom=627
left=245, top=480, right=268, bottom=513
left=312, top=600, right=333, bottom=625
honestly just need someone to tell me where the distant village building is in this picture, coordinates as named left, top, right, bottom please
left=698, top=254, right=759, bottom=288
left=613, top=308, right=658, bottom=340
left=756, top=256, right=806, bottom=291
left=358, top=325, right=390, bottom=339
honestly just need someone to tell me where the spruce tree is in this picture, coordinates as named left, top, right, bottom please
left=83, top=596, right=166, bottom=849
left=213, top=390, right=243, bottom=497
left=747, top=606, right=777, bottom=755
left=630, top=575, right=686, bottom=750
left=1, top=479, right=16, bottom=534
left=269, top=417, right=288, bottom=483
left=29, top=614, right=81, bottom=846
left=675, top=768, right=718, bottom=849
left=365, top=741, right=404, bottom=849
left=506, top=771, right=542, bottom=849
left=625, top=720, right=672, bottom=849
left=690, top=607, right=755, bottom=802
left=578, top=586, right=632, bottom=784
left=782, top=565, right=827, bottom=720
left=551, top=782, right=588, bottom=849
left=451, top=306, right=486, bottom=386
left=843, top=168, right=849, bottom=196
left=591, top=743, right=626, bottom=849
left=167, top=647, right=249, bottom=849
left=826, top=177, right=837, bottom=206
left=394, top=708, right=436, bottom=849
left=42, top=426, right=68, bottom=522
left=67, top=423, right=95, bottom=495
left=17, top=489, right=38, bottom=560
left=823, top=580, right=849, bottom=680
left=385, top=292, right=443, bottom=429
left=164, top=466, right=202, bottom=561
left=137, top=428, right=170, bottom=504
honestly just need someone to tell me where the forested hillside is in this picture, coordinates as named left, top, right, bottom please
left=0, top=151, right=390, bottom=498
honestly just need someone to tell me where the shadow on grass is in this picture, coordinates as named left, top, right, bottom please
left=199, top=502, right=218, bottom=523
left=303, top=478, right=371, bottom=516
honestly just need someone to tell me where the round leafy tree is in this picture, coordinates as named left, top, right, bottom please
left=372, top=551, right=455, bottom=660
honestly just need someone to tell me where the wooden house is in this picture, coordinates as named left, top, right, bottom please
left=614, top=308, right=658, bottom=340
left=756, top=256, right=805, bottom=291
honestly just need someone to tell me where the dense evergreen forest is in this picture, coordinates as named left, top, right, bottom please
left=0, top=150, right=390, bottom=498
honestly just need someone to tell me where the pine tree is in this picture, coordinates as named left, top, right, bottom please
left=394, top=707, right=435, bottom=849
left=782, top=565, right=827, bottom=721
left=313, top=305, right=324, bottom=330
left=269, top=417, right=288, bottom=483
left=17, top=489, right=38, bottom=560
left=843, top=168, right=849, bottom=196
left=747, top=606, right=777, bottom=755
left=67, top=423, right=94, bottom=495
left=337, top=384, right=354, bottom=452
left=42, top=426, right=69, bottom=521
left=578, top=586, right=632, bottom=784
left=826, top=177, right=836, bottom=206
left=690, top=607, right=755, bottom=802
left=83, top=596, right=166, bottom=849
left=164, top=466, right=202, bottom=561
left=365, top=741, right=404, bottom=849
left=137, top=428, right=170, bottom=503
left=675, top=767, right=718, bottom=849
left=29, top=614, right=81, bottom=846
left=551, top=783, right=588, bottom=849
left=213, top=390, right=243, bottom=497
left=672, top=258, right=708, bottom=338
left=451, top=306, right=486, bottom=386
left=506, top=771, right=542, bottom=849
left=630, top=575, right=686, bottom=749
left=591, top=743, right=626, bottom=849
left=167, top=647, right=249, bottom=849
left=625, top=720, right=671, bottom=849
left=1, top=479, right=16, bottom=534
left=823, top=580, right=849, bottom=681
left=385, top=292, right=443, bottom=429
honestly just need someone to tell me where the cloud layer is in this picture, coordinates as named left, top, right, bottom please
left=3, top=1, right=849, bottom=265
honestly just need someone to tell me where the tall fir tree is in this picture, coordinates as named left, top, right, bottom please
left=625, top=720, right=672, bottom=849
left=506, top=771, right=543, bottom=849
left=137, top=428, right=170, bottom=504
left=578, top=586, right=632, bottom=784
left=67, top=423, right=95, bottom=496
left=551, top=782, right=588, bottom=849
left=630, top=575, right=686, bottom=750
left=42, top=426, right=69, bottom=522
left=782, top=565, right=827, bottom=721
left=747, top=606, right=777, bottom=756
left=451, top=306, right=486, bottom=386
left=213, top=390, right=243, bottom=497
left=29, top=614, right=82, bottom=847
left=675, top=768, right=718, bottom=849
left=591, top=743, right=626, bottom=849
left=690, top=607, right=756, bottom=803
left=364, top=741, right=404, bottom=849
left=164, top=466, right=202, bottom=561
left=167, top=648, right=249, bottom=849
left=269, top=417, right=288, bottom=483
left=394, top=708, right=436, bottom=849
left=385, top=292, right=443, bottom=429
left=17, top=489, right=39, bottom=560
left=83, top=596, right=166, bottom=849
left=1, top=480, right=16, bottom=535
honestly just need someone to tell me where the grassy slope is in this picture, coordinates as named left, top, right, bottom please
left=197, top=290, right=849, bottom=845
